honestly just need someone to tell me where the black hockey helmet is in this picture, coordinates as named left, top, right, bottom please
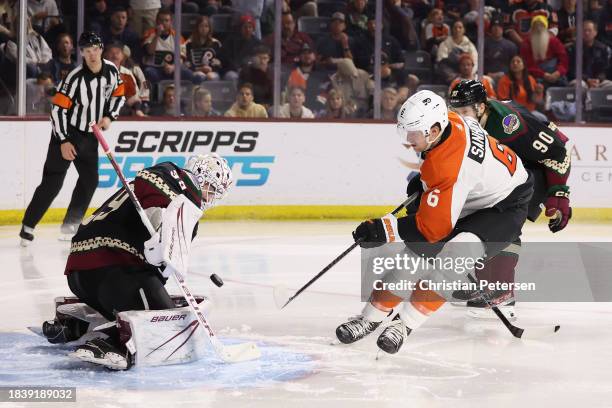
left=78, top=31, right=104, bottom=50
left=448, top=79, right=487, bottom=108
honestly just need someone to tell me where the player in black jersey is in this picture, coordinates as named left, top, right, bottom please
left=41, top=154, right=232, bottom=369
left=444, top=80, right=571, bottom=317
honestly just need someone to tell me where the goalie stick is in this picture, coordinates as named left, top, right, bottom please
left=274, top=192, right=420, bottom=309
left=91, top=123, right=260, bottom=363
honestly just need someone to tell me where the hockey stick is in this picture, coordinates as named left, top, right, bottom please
left=274, top=192, right=420, bottom=309
left=465, top=273, right=560, bottom=339
left=91, top=123, right=261, bottom=363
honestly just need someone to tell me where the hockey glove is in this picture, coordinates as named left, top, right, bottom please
left=544, top=185, right=572, bottom=233
left=406, top=173, right=424, bottom=196
left=353, top=214, right=400, bottom=248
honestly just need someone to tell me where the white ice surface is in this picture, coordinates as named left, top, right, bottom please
left=1, top=221, right=612, bottom=408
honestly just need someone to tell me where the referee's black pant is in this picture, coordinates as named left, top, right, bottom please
left=23, top=131, right=99, bottom=229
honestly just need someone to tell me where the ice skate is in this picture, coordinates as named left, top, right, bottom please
left=71, top=337, right=131, bottom=370
left=376, top=315, right=412, bottom=355
left=335, top=315, right=381, bottom=344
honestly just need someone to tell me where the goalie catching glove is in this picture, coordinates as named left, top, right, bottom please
left=353, top=214, right=400, bottom=248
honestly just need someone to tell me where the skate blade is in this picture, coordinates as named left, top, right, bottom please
left=27, top=326, right=44, bottom=337
left=70, top=349, right=128, bottom=370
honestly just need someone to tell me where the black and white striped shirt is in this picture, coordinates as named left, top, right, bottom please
left=51, top=59, right=125, bottom=142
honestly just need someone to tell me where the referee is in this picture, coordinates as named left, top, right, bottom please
left=20, top=32, right=125, bottom=246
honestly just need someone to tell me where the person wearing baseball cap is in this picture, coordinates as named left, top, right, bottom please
left=484, top=16, right=519, bottom=82
left=316, top=11, right=353, bottom=67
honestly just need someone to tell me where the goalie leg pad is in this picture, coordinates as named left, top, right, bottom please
left=117, top=297, right=211, bottom=367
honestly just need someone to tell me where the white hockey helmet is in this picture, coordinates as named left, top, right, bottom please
left=185, top=153, right=233, bottom=211
left=397, top=90, right=449, bottom=149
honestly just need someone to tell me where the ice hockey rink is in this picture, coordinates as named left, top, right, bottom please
left=0, top=220, right=611, bottom=408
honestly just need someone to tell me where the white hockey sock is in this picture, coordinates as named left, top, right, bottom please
left=361, top=303, right=390, bottom=323
left=400, top=302, right=430, bottom=329
left=23, top=225, right=34, bottom=234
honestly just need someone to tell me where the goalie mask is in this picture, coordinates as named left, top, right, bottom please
left=185, top=154, right=233, bottom=211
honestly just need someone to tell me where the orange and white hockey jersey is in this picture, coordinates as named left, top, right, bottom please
left=414, top=111, right=528, bottom=243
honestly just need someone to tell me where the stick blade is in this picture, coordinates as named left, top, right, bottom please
left=273, top=285, right=292, bottom=310
left=519, top=325, right=561, bottom=340
left=219, top=342, right=261, bottom=363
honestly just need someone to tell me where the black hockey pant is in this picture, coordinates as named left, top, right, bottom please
left=23, top=132, right=99, bottom=228
left=67, top=265, right=175, bottom=322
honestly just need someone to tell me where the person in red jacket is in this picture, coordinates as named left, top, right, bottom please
left=520, top=15, right=569, bottom=86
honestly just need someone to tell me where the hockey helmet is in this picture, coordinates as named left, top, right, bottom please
left=185, top=153, right=233, bottom=211
left=78, top=31, right=104, bottom=50
left=397, top=90, right=448, bottom=149
left=448, top=79, right=487, bottom=108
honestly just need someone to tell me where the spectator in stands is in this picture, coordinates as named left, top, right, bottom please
left=520, top=16, right=568, bottom=87
left=185, top=15, right=222, bottom=82
left=597, top=0, right=612, bottom=47
left=423, top=8, right=449, bottom=54
left=263, top=12, right=314, bottom=64
left=317, top=87, right=355, bottom=118
left=449, top=54, right=497, bottom=98
left=130, top=0, right=161, bottom=37
left=290, top=0, right=318, bottom=18
left=85, top=0, right=109, bottom=34
left=588, top=0, right=604, bottom=22
left=438, top=0, right=471, bottom=21
left=484, top=16, right=518, bottom=83
left=26, top=71, right=53, bottom=114
left=352, top=16, right=403, bottom=73
left=27, top=0, right=59, bottom=34
left=379, top=87, right=399, bottom=120
left=225, top=82, right=269, bottom=118
left=239, top=45, right=273, bottom=107
left=287, top=43, right=327, bottom=110
left=506, top=0, right=558, bottom=45
left=101, top=6, right=142, bottom=63
left=123, top=45, right=151, bottom=112
left=191, top=86, right=220, bottom=117
left=278, top=86, right=314, bottom=118
left=4, top=18, right=52, bottom=77
left=221, top=14, right=262, bottom=80
left=345, top=0, right=370, bottom=40
left=568, top=20, right=612, bottom=89
left=497, top=55, right=544, bottom=113
left=437, top=20, right=479, bottom=84
left=142, top=9, right=196, bottom=84
left=329, top=58, right=374, bottom=116
left=231, top=0, right=266, bottom=39
left=378, top=51, right=418, bottom=102
left=150, top=84, right=182, bottom=116
left=557, top=0, right=577, bottom=45
left=200, top=0, right=234, bottom=16
left=45, top=33, right=76, bottom=84
left=0, top=0, right=15, bottom=44
left=316, top=12, right=353, bottom=68
left=104, top=42, right=146, bottom=116
left=383, top=0, right=419, bottom=51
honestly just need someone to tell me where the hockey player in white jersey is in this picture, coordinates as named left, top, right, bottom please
left=335, top=91, right=534, bottom=354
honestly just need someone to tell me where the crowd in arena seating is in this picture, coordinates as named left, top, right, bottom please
left=0, top=0, right=610, bottom=120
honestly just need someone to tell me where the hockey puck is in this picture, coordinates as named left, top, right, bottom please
left=210, top=274, right=224, bottom=287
